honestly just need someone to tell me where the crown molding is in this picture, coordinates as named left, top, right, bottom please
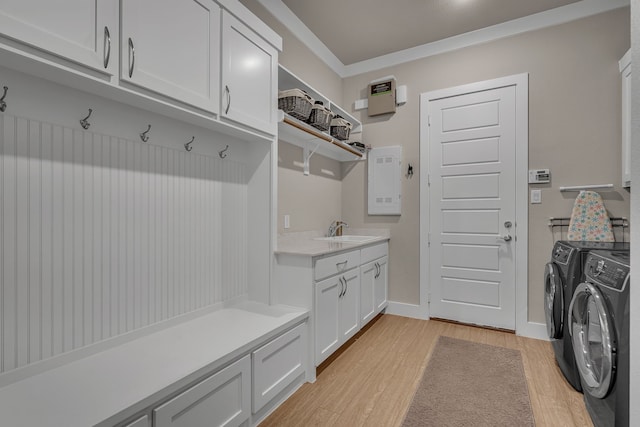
left=257, top=0, right=629, bottom=78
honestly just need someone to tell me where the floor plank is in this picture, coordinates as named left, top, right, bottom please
left=260, top=315, right=592, bottom=427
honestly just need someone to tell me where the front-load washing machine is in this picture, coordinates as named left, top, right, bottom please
left=544, top=241, right=629, bottom=391
left=569, top=250, right=630, bottom=427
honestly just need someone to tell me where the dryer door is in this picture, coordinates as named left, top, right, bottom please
left=569, top=282, right=616, bottom=398
left=544, top=262, right=563, bottom=339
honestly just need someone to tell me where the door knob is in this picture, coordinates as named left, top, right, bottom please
left=500, top=234, right=513, bottom=242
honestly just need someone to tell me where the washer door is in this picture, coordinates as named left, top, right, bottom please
left=544, top=262, right=563, bottom=339
left=569, top=282, right=616, bottom=398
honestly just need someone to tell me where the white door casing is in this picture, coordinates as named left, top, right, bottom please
left=419, top=74, right=529, bottom=333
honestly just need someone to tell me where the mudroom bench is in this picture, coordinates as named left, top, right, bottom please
left=0, top=302, right=309, bottom=427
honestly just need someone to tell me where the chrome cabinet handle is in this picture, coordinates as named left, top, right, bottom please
left=336, top=260, right=348, bottom=270
left=103, top=26, right=111, bottom=69
left=128, top=38, right=135, bottom=78
left=374, top=262, right=380, bottom=279
left=338, top=277, right=345, bottom=298
left=224, top=85, right=231, bottom=114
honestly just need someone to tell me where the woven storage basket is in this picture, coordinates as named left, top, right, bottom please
left=307, top=101, right=334, bottom=131
left=278, top=89, right=314, bottom=121
left=330, top=115, right=352, bottom=141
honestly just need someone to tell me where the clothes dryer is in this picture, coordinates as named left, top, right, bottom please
left=544, top=241, right=629, bottom=391
left=569, top=250, right=630, bottom=427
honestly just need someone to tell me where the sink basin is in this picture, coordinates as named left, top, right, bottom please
left=313, top=235, right=379, bottom=243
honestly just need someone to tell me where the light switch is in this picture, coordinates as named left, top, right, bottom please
left=531, top=189, right=542, bottom=204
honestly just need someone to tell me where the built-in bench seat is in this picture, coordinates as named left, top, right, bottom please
left=0, top=301, right=309, bottom=427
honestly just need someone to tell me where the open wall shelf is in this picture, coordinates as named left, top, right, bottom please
left=278, top=65, right=365, bottom=163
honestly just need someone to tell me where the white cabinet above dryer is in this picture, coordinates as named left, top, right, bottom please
left=619, top=49, right=631, bottom=188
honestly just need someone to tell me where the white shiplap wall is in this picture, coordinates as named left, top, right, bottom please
left=0, top=112, right=248, bottom=374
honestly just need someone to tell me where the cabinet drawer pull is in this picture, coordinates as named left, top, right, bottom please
left=338, top=277, right=345, bottom=298
left=128, top=38, right=135, bottom=78
left=103, top=26, right=111, bottom=69
left=374, top=262, right=380, bottom=279
left=336, top=260, right=348, bottom=270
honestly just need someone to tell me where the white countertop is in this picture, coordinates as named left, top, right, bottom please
left=0, top=302, right=308, bottom=427
left=276, top=229, right=390, bottom=257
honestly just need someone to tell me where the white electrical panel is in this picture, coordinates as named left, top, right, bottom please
left=368, top=146, right=402, bottom=215
left=528, top=169, right=550, bottom=184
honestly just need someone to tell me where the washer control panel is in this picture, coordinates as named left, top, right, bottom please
left=585, top=253, right=630, bottom=291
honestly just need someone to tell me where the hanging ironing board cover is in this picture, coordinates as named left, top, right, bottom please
left=566, top=190, right=614, bottom=241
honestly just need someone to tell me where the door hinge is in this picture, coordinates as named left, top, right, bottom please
left=428, top=115, right=431, bottom=127
left=428, top=232, right=431, bottom=247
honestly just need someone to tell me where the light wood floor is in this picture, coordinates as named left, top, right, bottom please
left=260, top=314, right=592, bottom=427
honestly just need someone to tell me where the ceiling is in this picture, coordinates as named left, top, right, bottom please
left=253, top=0, right=628, bottom=76
left=280, top=0, right=581, bottom=65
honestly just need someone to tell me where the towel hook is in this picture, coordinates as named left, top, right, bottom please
left=219, top=144, right=229, bottom=159
left=0, top=86, right=8, bottom=112
left=184, top=136, right=195, bottom=152
left=140, top=124, right=151, bottom=142
left=79, top=108, right=93, bottom=129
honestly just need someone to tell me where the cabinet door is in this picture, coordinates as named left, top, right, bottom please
left=339, top=269, right=360, bottom=343
left=154, top=355, right=250, bottom=427
left=252, top=323, right=306, bottom=413
left=374, top=257, right=388, bottom=312
left=121, top=0, right=220, bottom=113
left=620, top=56, right=631, bottom=187
left=221, top=10, right=277, bottom=135
left=315, top=276, right=341, bottom=365
left=0, top=0, right=117, bottom=76
left=360, top=261, right=377, bottom=325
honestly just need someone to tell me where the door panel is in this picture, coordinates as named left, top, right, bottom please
left=428, top=85, right=516, bottom=330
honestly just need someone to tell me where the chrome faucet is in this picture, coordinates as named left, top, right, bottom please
left=328, top=220, right=349, bottom=237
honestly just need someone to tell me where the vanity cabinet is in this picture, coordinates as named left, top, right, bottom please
left=274, top=240, right=389, bottom=373
left=120, top=0, right=220, bottom=113
left=221, top=10, right=278, bottom=135
left=315, top=267, right=360, bottom=365
left=0, top=0, right=117, bottom=77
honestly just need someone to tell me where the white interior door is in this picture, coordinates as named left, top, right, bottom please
left=427, top=84, right=517, bottom=330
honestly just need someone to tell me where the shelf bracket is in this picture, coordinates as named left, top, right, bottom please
left=303, top=143, right=320, bottom=176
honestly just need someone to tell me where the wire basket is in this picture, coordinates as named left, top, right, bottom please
left=330, top=115, right=352, bottom=141
left=278, top=89, right=314, bottom=121
left=307, top=101, right=334, bottom=131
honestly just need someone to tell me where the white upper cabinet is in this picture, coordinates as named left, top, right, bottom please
left=619, top=49, right=631, bottom=188
left=221, top=10, right=278, bottom=135
left=120, top=0, right=220, bottom=114
left=0, top=0, right=117, bottom=77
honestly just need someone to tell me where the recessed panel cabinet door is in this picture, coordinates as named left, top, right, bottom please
left=315, top=276, right=341, bottom=365
left=0, top=0, right=117, bottom=76
left=221, top=10, right=277, bottom=135
left=154, top=355, right=251, bottom=427
left=360, top=261, right=376, bottom=325
left=121, top=0, right=220, bottom=113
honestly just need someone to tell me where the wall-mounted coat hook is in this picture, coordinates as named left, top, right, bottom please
left=0, top=86, right=8, bottom=112
left=184, top=136, right=195, bottom=152
left=140, top=124, right=151, bottom=142
left=80, top=108, right=93, bottom=129
left=219, top=145, right=229, bottom=159
left=407, top=163, right=414, bottom=178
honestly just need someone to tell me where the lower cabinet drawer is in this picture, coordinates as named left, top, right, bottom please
left=314, top=249, right=360, bottom=281
left=252, top=323, right=307, bottom=413
left=154, top=355, right=251, bottom=427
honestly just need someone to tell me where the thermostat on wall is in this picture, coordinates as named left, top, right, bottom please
left=529, top=169, right=550, bottom=184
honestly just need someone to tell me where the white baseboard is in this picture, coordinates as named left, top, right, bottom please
left=517, top=321, right=550, bottom=341
left=385, top=301, right=429, bottom=320
left=386, top=301, right=549, bottom=341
